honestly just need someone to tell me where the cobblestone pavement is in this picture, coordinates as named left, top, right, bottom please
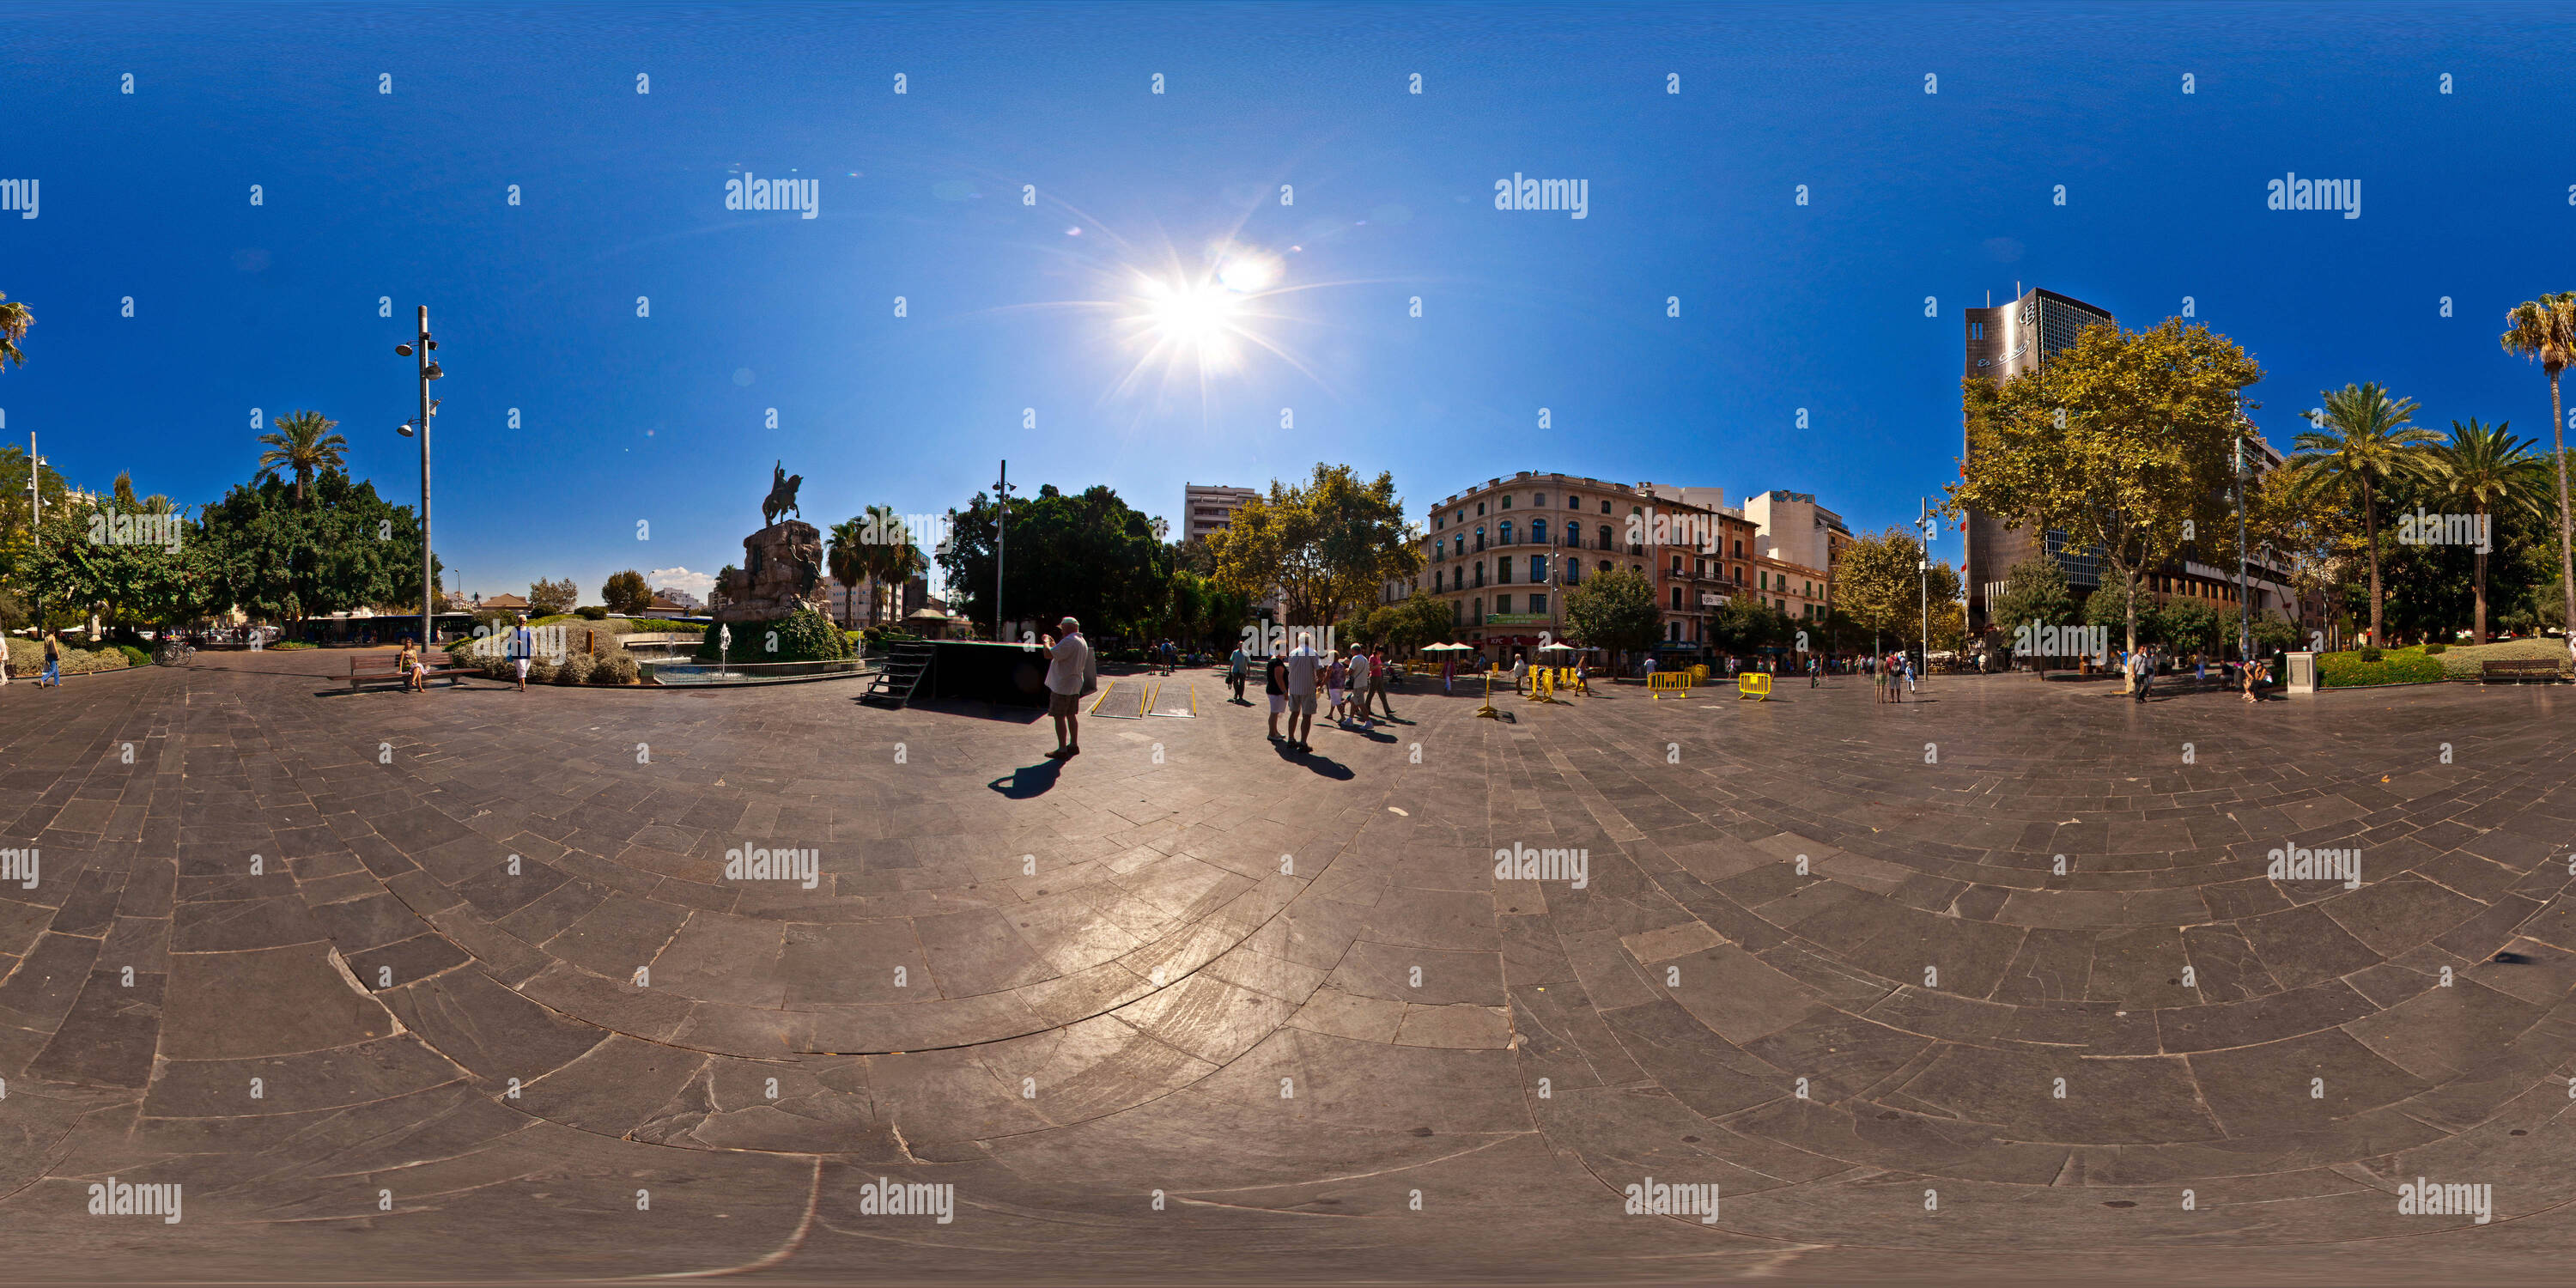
left=4, top=650, right=2576, bottom=1283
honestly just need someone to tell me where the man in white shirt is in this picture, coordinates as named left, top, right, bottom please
left=1044, top=616, right=1093, bottom=759
left=1346, top=649, right=1373, bottom=727
left=1284, top=632, right=1321, bottom=751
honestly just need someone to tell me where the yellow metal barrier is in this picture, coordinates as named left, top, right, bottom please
left=1648, top=672, right=1692, bottom=699
left=1737, top=672, right=1772, bottom=701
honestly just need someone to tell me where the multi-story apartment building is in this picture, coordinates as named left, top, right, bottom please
left=1182, top=483, right=1261, bottom=543
left=1424, top=472, right=1768, bottom=660
left=1742, top=489, right=1850, bottom=623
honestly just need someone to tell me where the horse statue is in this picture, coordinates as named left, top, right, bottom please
left=762, top=461, right=804, bottom=527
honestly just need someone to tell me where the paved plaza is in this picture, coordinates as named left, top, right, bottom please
left=3, top=651, right=2576, bottom=1282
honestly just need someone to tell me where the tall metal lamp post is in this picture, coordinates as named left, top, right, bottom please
left=393, top=307, right=442, bottom=652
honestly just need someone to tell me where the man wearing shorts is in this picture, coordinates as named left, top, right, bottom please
left=1265, top=650, right=1290, bottom=740
left=1284, top=632, right=1321, bottom=751
left=1043, top=616, right=1091, bottom=760
left=511, top=616, right=534, bottom=691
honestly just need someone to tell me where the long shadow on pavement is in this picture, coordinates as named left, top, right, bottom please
left=988, top=759, right=1065, bottom=798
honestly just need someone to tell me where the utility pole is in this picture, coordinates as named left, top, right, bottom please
left=393, top=307, right=442, bottom=653
left=25, top=433, right=42, bottom=623
left=1917, top=498, right=1935, bottom=685
left=993, top=459, right=1010, bottom=641
left=2235, top=430, right=2254, bottom=666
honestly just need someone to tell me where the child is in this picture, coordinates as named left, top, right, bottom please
left=1326, top=653, right=1347, bottom=724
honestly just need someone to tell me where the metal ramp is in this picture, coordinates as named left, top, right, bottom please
left=1146, top=681, right=1196, bottom=717
left=1088, top=679, right=1148, bottom=718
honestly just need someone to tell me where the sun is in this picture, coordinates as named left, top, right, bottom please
left=1138, top=276, right=1240, bottom=355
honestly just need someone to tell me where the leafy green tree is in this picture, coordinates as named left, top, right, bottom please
left=1709, top=597, right=1792, bottom=654
left=938, top=483, right=1170, bottom=641
left=2433, top=418, right=2549, bottom=642
left=1952, top=319, right=2263, bottom=659
left=256, top=410, right=349, bottom=506
left=21, top=496, right=206, bottom=632
left=0, top=441, right=71, bottom=604
left=1563, top=567, right=1659, bottom=661
left=1208, top=464, right=1417, bottom=633
left=195, top=471, right=438, bottom=631
left=528, top=577, right=579, bottom=617
left=2083, top=576, right=2164, bottom=646
left=1363, top=589, right=1456, bottom=653
left=2286, top=382, right=2441, bottom=646
left=1990, top=556, right=2076, bottom=674
left=2501, top=292, right=2576, bottom=635
left=1833, top=527, right=1933, bottom=654
left=601, top=569, right=652, bottom=615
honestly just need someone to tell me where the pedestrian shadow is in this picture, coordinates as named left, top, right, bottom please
left=988, top=759, right=1065, bottom=798
left=1276, top=743, right=1356, bottom=779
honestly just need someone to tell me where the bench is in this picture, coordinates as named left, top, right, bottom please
left=349, top=653, right=467, bottom=690
left=2480, top=658, right=2565, bottom=683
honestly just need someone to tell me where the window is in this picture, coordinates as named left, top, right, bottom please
left=1432, top=568, right=1443, bottom=592
left=1601, top=499, right=1611, bottom=514
left=1474, top=562, right=1485, bottom=587
left=1599, top=559, right=1612, bottom=574
left=1501, top=495, right=1512, bottom=509
left=1734, top=566, right=1745, bottom=584
left=1671, top=555, right=1683, bottom=574
left=1498, top=557, right=1512, bottom=584
left=1475, top=526, right=1486, bottom=552
left=1499, top=520, right=1514, bottom=545
left=1496, top=594, right=1512, bottom=614
left=1567, top=495, right=1580, bottom=508
left=1733, top=540, right=1743, bottom=558
left=1452, top=599, right=1461, bottom=623
left=1696, top=558, right=1706, bottom=578
left=1969, top=321, right=1985, bottom=340
left=1477, top=501, right=1486, bottom=516
left=1455, top=509, right=1465, bottom=524
left=1671, top=587, right=1683, bottom=609
left=1669, top=621, right=1682, bottom=641
left=1777, top=598, right=1788, bottom=612
left=1434, top=514, right=1444, bottom=530
left=1532, top=518, right=1547, bottom=544
left=1473, top=597, right=1483, bottom=622
left=1598, top=525, right=1613, bottom=549
left=1534, top=494, right=1546, bottom=506
left=1565, top=560, right=1580, bottom=586
left=1529, top=593, right=1546, bottom=614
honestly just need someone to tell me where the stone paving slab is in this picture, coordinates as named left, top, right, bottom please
left=3, top=653, right=2576, bottom=1281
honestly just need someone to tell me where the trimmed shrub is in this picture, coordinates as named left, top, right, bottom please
left=525, top=658, right=558, bottom=684
left=118, top=644, right=152, bottom=668
left=553, top=653, right=594, bottom=685
left=271, top=641, right=317, bottom=651
left=575, top=605, right=611, bottom=621
left=2318, top=650, right=2444, bottom=687
left=2422, top=642, right=2448, bottom=655
left=592, top=653, right=640, bottom=685
left=696, top=608, right=849, bottom=663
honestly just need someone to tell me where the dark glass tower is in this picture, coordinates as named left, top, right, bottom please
left=1962, top=287, right=2114, bottom=629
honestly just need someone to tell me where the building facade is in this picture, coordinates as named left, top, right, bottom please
left=1182, top=483, right=1261, bottom=544
left=1962, top=286, right=2116, bottom=629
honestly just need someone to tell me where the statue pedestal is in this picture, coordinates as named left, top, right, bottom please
left=714, top=520, right=829, bottom=622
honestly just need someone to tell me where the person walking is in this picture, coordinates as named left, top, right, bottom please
left=1042, top=616, right=1091, bottom=759
left=1228, top=641, right=1249, bottom=704
left=1807, top=655, right=1820, bottom=689
left=1904, top=652, right=1917, bottom=696
left=1266, top=650, right=1290, bottom=739
left=1442, top=653, right=1455, bottom=695
left=2129, top=645, right=2153, bottom=704
left=1369, top=646, right=1397, bottom=718
left=1347, top=648, right=1373, bottom=728
left=511, top=615, right=535, bottom=692
left=1285, top=632, right=1321, bottom=751
left=41, top=630, right=62, bottom=687
left=1325, top=651, right=1348, bottom=725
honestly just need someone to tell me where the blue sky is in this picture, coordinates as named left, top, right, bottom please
left=5, top=2, right=2573, bottom=603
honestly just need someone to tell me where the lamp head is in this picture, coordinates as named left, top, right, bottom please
left=396, top=422, right=416, bottom=438
left=395, top=344, right=412, bottom=356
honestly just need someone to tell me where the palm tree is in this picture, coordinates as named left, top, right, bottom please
left=873, top=510, right=929, bottom=626
left=0, top=292, right=32, bottom=373
left=825, top=517, right=868, bottom=628
left=2287, top=382, right=2441, bottom=647
left=2434, top=419, right=2549, bottom=643
left=255, top=410, right=349, bottom=505
left=2501, top=293, right=2576, bottom=636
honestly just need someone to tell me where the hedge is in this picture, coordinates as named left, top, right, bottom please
left=696, top=609, right=849, bottom=663
left=3, top=638, right=134, bottom=677
left=2318, top=649, right=2445, bottom=687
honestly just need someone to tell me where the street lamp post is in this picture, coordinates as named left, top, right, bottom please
left=393, top=307, right=441, bottom=653
left=2234, top=433, right=2254, bottom=668
left=993, top=459, right=1012, bottom=641
left=1917, top=498, right=1935, bottom=685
